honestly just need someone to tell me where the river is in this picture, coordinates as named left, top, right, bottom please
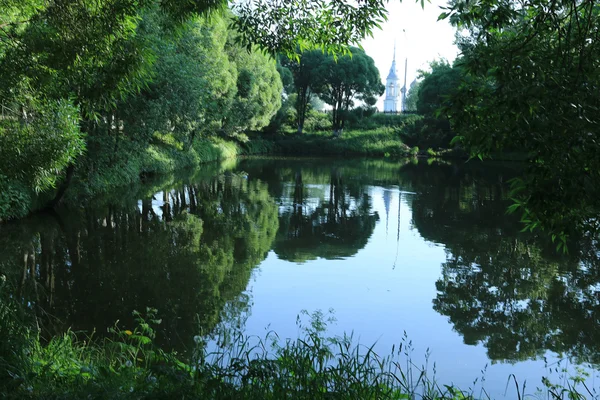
left=1, top=157, right=598, bottom=398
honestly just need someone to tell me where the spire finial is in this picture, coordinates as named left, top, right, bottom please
left=393, top=40, right=396, bottom=62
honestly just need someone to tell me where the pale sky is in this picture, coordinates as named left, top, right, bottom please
left=360, top=0, right=459, bottom=109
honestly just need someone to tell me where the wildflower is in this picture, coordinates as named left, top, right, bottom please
left=193, top=335, right=202, bottom=344
left=125, top=330, right=133, bottom=336
left=125, top=360, right=133, bottom=368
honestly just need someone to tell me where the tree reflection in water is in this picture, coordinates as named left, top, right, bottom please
left=2, top=158, right=599, bottom=366
left=0, top=170, right=278, bottom=353
left=404, top=163, right=600, bottom=364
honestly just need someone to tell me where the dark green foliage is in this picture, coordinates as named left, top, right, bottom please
left=405, top=60, right=464, bottom=150
left=0, top=177, right=31, bottom=221
left=341, top=106, right=377, bottom=129
left=416, top=60, right=462, bottom=116
left=0, top=98, right=84, bottom=220
left=0, top=98, right=84, bottom=193
left=263, top=93, right=298, bottom=134
left=345, top=112, right=422, bottom=131
left=440, top=0, right=600, bottom=244
left=315, top=47, right=385, bottom=136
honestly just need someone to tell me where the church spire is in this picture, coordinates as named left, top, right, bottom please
left=384, top=42, right=401, bottom=113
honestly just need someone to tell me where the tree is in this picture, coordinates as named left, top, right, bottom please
left=440, top=0, right=600, bottom=246
left=403, top=79, right=421, bottom=112
left=416, top=60, right=462, bottom=116
left=0, top=99, right=85, bottom=194
left=231, top=0, right=388, bottom=56
left=118, top=11, right=237, bottom=148
left=0, top=0, right=395, bottom=215
left=316, top=47, right=384, bottom=136
left=403, top=59, right=464, bottom=149
left=224, top=34, right=283, bottom=135
left=280, top=50, right=327, bottom=135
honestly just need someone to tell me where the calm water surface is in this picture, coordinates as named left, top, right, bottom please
left=2, top=157, right=599, bottom=397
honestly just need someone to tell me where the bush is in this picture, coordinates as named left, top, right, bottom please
left=303, top=110, right=332, bottom=132
left=0, top=98, right=85, bottom=193
left=345, top=112, right=423, bottom=131
left=399, top=116, right=455, bottom=150
left=0, top=176, right=31, bottom=221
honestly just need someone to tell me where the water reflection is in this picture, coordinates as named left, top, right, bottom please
left=401, top=164, right=600, bottom=364
left=1, top=157, right=599, bottom=373
left=274, top=167, right=379, bottom=262
left=0, top=169, right=278, bottom=351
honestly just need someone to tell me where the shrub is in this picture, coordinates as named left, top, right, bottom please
left=0, top=176, right=31, bottom=221
left=345, top=112, right=423, bottom=131
left=303, top=110, right=332, bottom=132
left=0, top=98, right=85, bottom=193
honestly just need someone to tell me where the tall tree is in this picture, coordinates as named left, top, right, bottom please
left=280, top=50, right=327, bottom=135
left=118, top=11, right=237, bottom=148
left=0, top=0, right=393, bottom=216
left=224, top=33, right=283, bottom=135
left=316, top=47, right=384, bottom=136
left=410, top=59, right=463, bottom=148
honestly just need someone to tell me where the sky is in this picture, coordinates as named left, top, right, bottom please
left=360, top=0, right=460, bottom=109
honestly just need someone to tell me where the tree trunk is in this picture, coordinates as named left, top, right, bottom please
left=46, top=163, right=75, bottom=209
left=297, top=87, right=311, bottom=135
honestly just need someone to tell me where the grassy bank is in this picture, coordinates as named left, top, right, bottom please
left=263, top=128, right=417, bottom=158
left=69, top=134, right=243, bottom=200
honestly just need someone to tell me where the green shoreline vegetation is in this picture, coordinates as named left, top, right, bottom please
left=1, top=0, right=599, bottom=397
left=1, top=291, right=594, bottom=400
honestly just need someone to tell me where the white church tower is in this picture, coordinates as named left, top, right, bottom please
left=383, top=47, right=401, bottom=113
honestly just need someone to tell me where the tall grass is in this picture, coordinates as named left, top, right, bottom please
left=0, top=297, right=596, bottom=400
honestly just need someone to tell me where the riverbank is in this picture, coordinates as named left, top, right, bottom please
left=0, top=128, right=415, bottom=222
left=0, top=135, right=249, bottom=222
left=0, top=126, right=519, bottom=222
